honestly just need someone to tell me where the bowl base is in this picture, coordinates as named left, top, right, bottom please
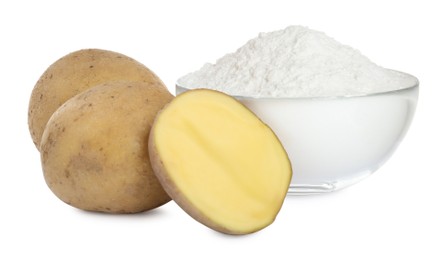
left=287, top=183, right=337, bottom=195
left=287, top=169, right=374, bottom=195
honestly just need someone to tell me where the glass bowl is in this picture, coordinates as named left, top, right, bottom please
left=176, top=72, right=419, bottom=195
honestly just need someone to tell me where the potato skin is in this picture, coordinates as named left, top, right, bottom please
left=29, top=48, right=165, bottom=150
left=41, top=81, right=173, bottom=213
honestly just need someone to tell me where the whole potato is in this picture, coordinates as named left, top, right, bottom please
left=40, top=81, right=173, bottom=213
left=29, top=48, right=165, bottom=150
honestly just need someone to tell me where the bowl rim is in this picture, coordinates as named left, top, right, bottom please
left=176, top=70, right=419, bottom=100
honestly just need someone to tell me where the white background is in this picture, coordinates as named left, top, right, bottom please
left=1, top=0, right=440, bottom=259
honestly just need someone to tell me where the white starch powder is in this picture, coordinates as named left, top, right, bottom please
left=177, top=26, right=416, bottom=98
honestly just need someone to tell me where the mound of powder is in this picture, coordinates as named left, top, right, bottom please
left=177, top=26, right=416, bottom=98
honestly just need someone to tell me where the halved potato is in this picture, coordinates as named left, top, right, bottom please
left=149, top=89, right=292, bottom=234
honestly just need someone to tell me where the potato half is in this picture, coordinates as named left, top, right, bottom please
left=29, top=48, right=165, bottom=150
left=41, top=81, right=173, bottom=213
left=149, top=89, right=292, bottom=234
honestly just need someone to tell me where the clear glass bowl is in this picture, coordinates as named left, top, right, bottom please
left=176, top=72, right=419, bottom=195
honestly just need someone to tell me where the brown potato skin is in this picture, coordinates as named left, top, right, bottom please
left=41, top=81, right=173, bottom=213
left=29, top=48, right=165, bottom=150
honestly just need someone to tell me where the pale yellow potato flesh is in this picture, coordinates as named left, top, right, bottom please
left=149, top=89, right=292, bottom=234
